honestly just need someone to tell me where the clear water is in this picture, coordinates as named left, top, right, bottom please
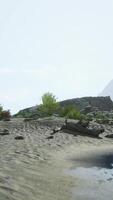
left=68, top=153, right=113, bottom=200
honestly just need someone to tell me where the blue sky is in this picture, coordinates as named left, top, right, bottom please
left=0, top=0, right=113, bottom=113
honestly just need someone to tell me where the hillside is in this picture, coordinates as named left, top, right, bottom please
left=14, top=96, right=113, bottom=118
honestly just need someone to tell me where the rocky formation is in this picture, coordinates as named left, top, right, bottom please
left=15, top=135, right=24, bottom=140
left=60, top=96, right=113, bottom=111
left=51, top=119, right=104, bottom=138
left=14, top=96, right=113, bottom=118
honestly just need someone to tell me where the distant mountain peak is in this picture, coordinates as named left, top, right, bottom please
left=99, top=79, right=113, bottom=100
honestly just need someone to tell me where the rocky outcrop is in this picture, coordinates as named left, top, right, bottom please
left=61, top=120, right=104, bottom=138
left=51, top=119, right=104, bottom=138
left=14, top=96, right=113, bottom=118
left=60, top=96, right=113, bottom=112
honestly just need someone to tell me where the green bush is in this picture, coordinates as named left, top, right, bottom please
left=38, top=92, right=59, bottom=116
left=0, top=105, right=3, bottom=120
left=0, top=105, right=3, bottom=112
left=95, top=112, right=110, bottom=124
left=0, top=105, right=11, bottom=121
left=95, top=112, right=105, bottom=119
left=60, top=105, right=83, bottom=120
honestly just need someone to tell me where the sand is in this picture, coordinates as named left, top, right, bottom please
left=0, top=117, right=113, bottom=200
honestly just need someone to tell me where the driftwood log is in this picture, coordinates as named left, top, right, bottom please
left=52, top=120, right=104, bottom=138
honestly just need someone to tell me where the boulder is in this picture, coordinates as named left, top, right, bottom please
left=46, top=136, right=54, bottom=139
left=0, top=129, right=10, bottom=136
left=105, top=134, right=113, bottom=138
left=108, top=120, right=113, bottom=125
left=78, top=120, right=89, bottom=128
left=15, top=136, right=24, bottom=140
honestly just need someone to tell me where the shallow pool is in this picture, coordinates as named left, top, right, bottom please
left=67, top=152, right=113, bottom=200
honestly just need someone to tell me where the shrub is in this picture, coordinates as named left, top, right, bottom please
left=60, top=105, right=83, bottom=120
left=95, top=112, right=105, bottom=119
left=1, top=110, right=11, bottom=121
left=0, top=105, right=3, bottom=113
left=38, top=92, right=59, bottom=116
left=0, top=105, right=11, bottom=121
left=0, top=105, right=3, bottom=120
left=86, top=113, right=94, bottom=121
left=95, top=112, right=110, bottom=124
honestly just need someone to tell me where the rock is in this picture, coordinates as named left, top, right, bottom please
left=86, top=113, right=94, bottom=121
left=80, top=106, right=92, bottom=114
left=61, top=120, right=104, bottom=138
left=51, top=127, right=62, bottom=135
left=105, top=134, right=113, bottom=138
left=46, top=136, right=54, bottom=139
left=15, top=96, right=113, bottom=118
left=60, top=96, right=113, bottom=112
left=88, top=127, right=104, bottom=134
left=15, top=136, right=24, bottom=140
left=0, top=129, right=10, bottom=136
left=108, top=120, right=113, bottom=125
left=95, top=117, right=109, bottom=124
left=24, top=118, right=34, bottom=122
left=95, top=119, right=103, bottom=124
left=78, top=120, right=89, bottom=128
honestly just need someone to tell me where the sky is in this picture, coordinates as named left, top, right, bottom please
left=0, top=0, right=113, bottom=114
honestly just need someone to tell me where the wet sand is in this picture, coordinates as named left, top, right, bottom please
left=64, top=145, right=113, bottom=200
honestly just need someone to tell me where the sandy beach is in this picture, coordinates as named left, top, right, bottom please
left=0, top=117, right=113, bottom=200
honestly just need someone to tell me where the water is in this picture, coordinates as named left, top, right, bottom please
left=68, top=152, right=113, bottom=200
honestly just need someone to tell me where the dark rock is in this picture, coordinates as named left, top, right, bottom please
left=60, top=96, right=113, bottom=112
left=15, top=136, right=24, bottom=140
left=108, top=120, right=113, bottom=125
left=80, top=106, right=92, bottom=114
left=61, top=120, right=104, bottom=138
left=46, top=136, right=54, bottom=139
left=0, top=129, right=10, bottom=136
left=51, top=127, right=62, bottom=135
left=78, top=120, right=89, bottom=128
left=24, top=118, right=34, bottom=122
left=105, top=134, right=113, bottom=138
left=3, top=118, right=11, bottom=121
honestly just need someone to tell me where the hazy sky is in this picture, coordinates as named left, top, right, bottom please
left=0, top=0, right=113, bottom=113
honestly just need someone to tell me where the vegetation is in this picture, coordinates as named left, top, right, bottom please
left=95, top=112, right=105, bottom=120
left=0, top=105, right=11, bottom=121
left=95, top=112, right=109, bottom=124
left=1, top=110, right=11, bottom=121
left=60, top=105, right=84, bottom=120
left=14, top=92, right=85, bottom=120
left=38, top=92, right=60, bottom=116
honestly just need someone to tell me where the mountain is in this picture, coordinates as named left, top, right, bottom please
left=14, top=96, right=113, bottom=118
left=99, top=80, right=113, bottom=100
